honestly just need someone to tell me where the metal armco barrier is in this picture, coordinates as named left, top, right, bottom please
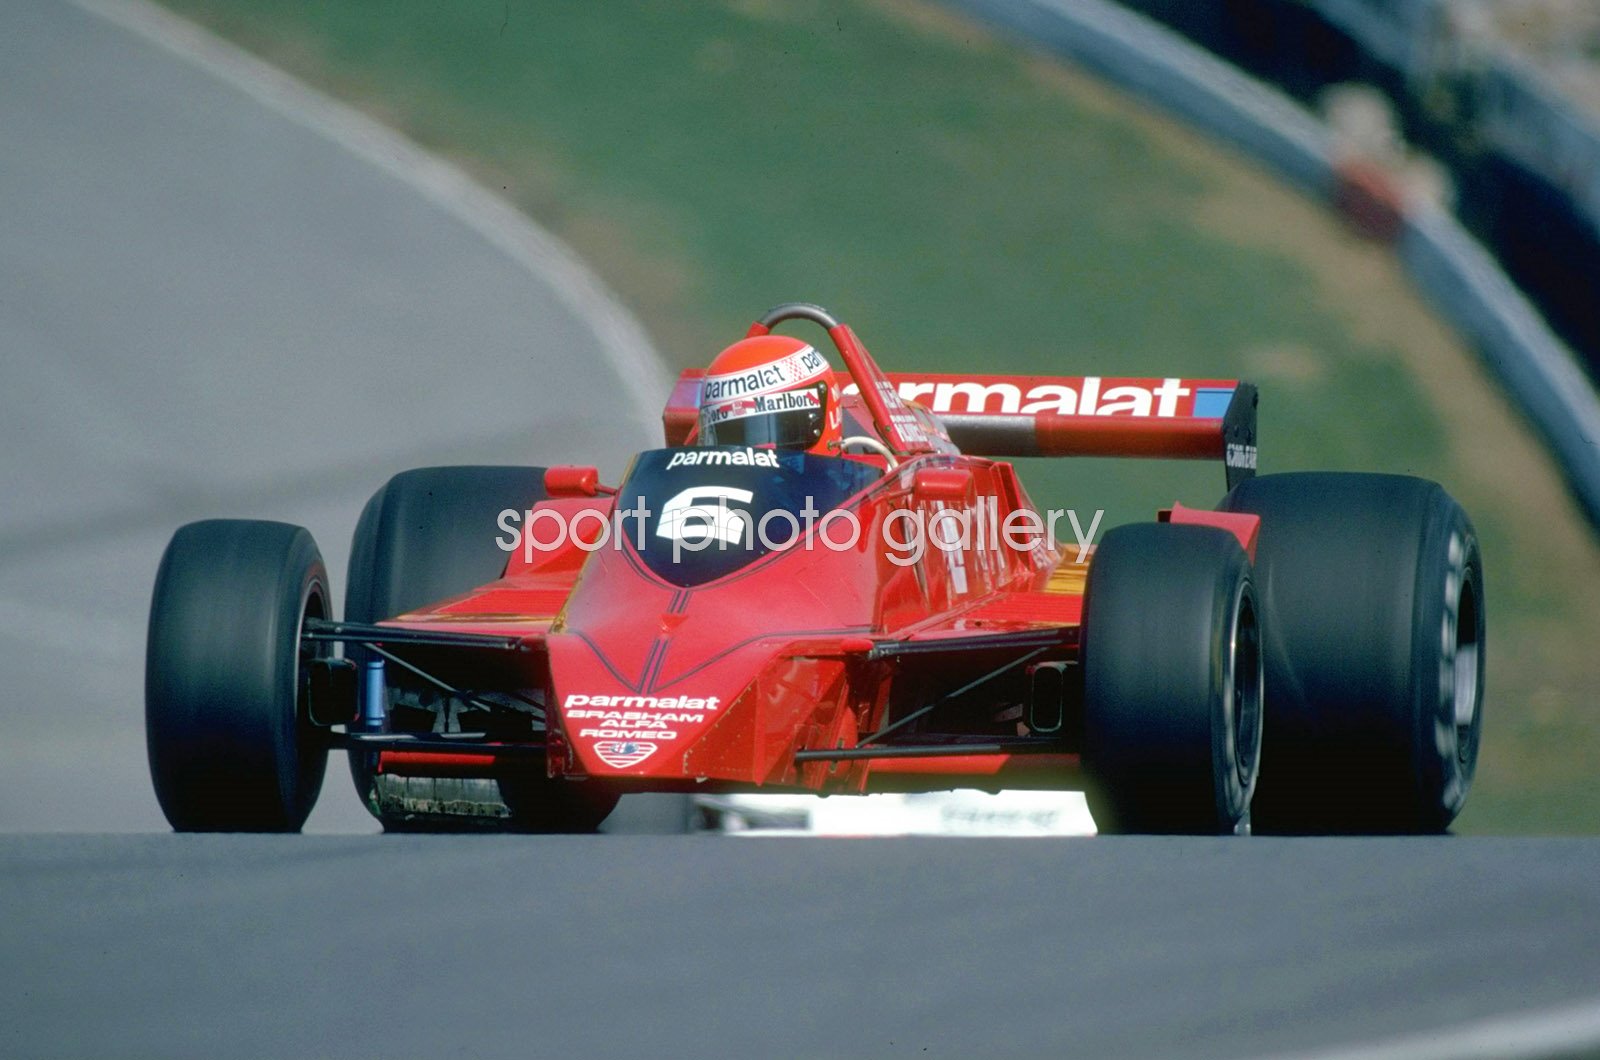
left=1310, top=0, right=1600, bottom=245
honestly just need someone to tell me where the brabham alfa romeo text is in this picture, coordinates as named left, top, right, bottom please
left=564, top=694, right=721, bottom=742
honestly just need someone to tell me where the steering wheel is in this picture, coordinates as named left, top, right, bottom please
left=840, top=435, right=898, bottom=469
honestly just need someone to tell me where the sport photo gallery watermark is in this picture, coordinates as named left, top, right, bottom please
left=496, top=496, right=1104, bottom=566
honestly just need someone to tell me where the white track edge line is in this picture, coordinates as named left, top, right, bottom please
left=1253, top=994, right=1600, bottom=1060
left=65, top=0, right=673, bottom=432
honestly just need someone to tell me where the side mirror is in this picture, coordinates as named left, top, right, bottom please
left=544, top=466, right=600, bottom=497
left=912, top=467, right=973, bottom=504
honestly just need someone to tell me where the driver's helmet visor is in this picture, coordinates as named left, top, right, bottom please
left=700, top=381, right=828, bottom=450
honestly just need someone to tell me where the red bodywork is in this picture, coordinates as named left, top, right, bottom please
left=367, top=307, right=1258, bottom=797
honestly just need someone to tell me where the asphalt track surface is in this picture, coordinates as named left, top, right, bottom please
left=0, top=0, right=665, bottom=836
left=3, top=835, right=1600, bottom=1059
left=4, top=2, right=1600, bottom=1058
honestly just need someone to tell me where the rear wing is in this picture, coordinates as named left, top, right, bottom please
left=664, top=363, right=1256, bottom=489
left=878, top=373, right=1258, bottom=489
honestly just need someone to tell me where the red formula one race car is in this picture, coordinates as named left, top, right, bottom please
left=146, top=303, right=1485, bottom=835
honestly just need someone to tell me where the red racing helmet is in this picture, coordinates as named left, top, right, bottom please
left=698, top=335, right=842, bottom=454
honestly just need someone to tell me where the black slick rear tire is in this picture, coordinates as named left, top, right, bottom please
left=1219, top=472, right=1484, bottom=833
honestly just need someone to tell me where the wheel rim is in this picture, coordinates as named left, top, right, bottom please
left=1451, top=582, right=1480, bottom=762
left=293, top=576, right=330, bottom=809
left=1233, top=595, right=1263, bottom=787
left=1220, top=582, right=1263, bottom=830
left=1438, top=531, right=1480, bottom=811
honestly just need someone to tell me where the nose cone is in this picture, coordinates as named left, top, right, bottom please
left=548, top=633, right=856, bottom=786
left=545, top=537, right=875, bottom=783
